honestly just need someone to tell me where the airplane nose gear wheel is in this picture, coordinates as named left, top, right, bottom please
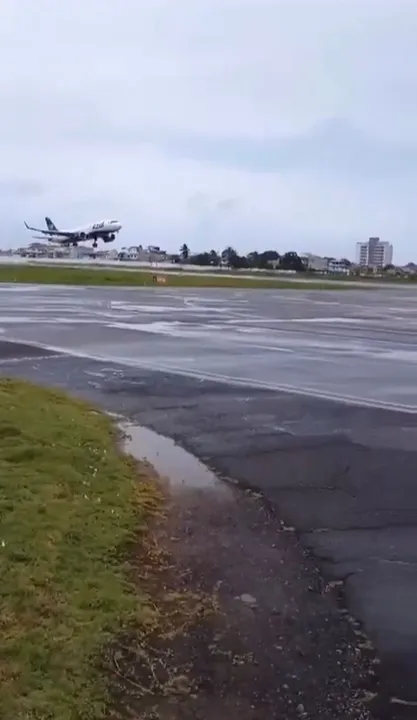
left=93, top=241, right=98, bottom=248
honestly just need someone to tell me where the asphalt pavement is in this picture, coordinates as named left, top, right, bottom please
left=1, top=283, right=417, bottom=715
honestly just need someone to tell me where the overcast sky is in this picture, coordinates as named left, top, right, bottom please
left=0, top=0, right=416, bottom=262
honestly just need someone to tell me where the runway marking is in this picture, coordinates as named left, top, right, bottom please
left=390, top=697, right=417, bottom=707
left=0, top=353, right=71, bottom=365
left=3, top=287, right=417, bottom=414
left=5, top=336, right=417, bottom=414
left=84, top=370, right=106, bottom=378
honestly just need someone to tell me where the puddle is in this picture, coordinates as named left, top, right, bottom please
left=121, top=423, right=226, bottom=491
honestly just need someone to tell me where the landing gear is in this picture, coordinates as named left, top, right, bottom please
left=92, top=241, right=98, bottom=248
left=72, top=241, right=77, bottom=247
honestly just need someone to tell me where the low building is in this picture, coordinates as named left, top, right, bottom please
left=402, top=262, right=417, bottom=275
left=118, top=245, right=167, bottom=262
left=300, top=254, right=351, bottom=274
left=327, top=258, right=351, bottom=274
left=300, top=253, right=328, bottom=272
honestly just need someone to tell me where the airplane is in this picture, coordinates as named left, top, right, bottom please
left=24, top=216, right=122, bottom=248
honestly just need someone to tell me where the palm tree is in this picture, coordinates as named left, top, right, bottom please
left=180, top=243, right=189, bottom=262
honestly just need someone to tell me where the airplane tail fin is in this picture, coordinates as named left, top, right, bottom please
left=45, top=216, right=58, bottom=232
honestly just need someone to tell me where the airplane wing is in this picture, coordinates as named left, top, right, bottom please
left=24, top=221, right=76, bottom=238
left=31, top=235, right=66, bottom=241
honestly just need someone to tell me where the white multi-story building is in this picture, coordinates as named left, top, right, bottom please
left=327, top=259, right=351, bottom=274
left=356, top=237, right=393, bottom=268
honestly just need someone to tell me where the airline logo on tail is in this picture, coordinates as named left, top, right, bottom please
left=45, top=217, right=58, bottom=232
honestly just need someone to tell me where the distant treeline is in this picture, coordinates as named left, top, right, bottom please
left=174, top=245, right=307, bottom=271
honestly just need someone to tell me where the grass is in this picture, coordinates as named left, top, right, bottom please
left=0, top=378, right=161, bottom=720
left=0, top=262, right=354, bottom=289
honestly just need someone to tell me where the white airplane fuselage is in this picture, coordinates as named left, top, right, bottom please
left=61, top=219, right=122, bottom=239
left=24, top=217, right=122, bottom=247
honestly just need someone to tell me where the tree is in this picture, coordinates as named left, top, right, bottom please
left=246, top=251, right=260, bottom=268
left=221, top=246, right=238, bottom=266
left=279, top=251, right=305, bottom=272
left=246, top=250, right=280, bottom=269
left=257, top=250, right=279, bottom=269
left=221, top=247, right=248, bottom=269
left=180, top=244, right=189, bottom=262
left=231, top=254, right=249, bottom=269
left=208, top=249, right=220, bottom=266
left=191, top=249, right=220, bottom=266
left=192, top=252, right=211, bottom=266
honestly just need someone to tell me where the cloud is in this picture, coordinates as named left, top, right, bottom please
left=186, top=193, right=239, bottom=218
left=74, top=117, right=417, bottom=179
left=0, top=179, right=45, bottom=198
left=184, top=193, right=240, bottom=248
left=0, top=0, right=416, bottom=261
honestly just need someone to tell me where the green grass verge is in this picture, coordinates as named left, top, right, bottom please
left=0, top=263, right=353, bottom=289
left=0, top=379, right=160, bottom=719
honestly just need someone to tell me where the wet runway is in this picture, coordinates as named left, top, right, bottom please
left=1, top=283, right=417, bottom=410
left=2, top=283, right=417, bottom=715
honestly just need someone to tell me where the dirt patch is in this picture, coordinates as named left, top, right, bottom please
left=106, top=450, right=380, bottom=720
